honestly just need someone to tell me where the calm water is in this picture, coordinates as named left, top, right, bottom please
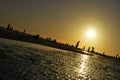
left=0, top=38, right=120, bottom=80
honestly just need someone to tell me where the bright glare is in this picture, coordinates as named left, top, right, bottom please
left=87, top=29, right=96, bottom=38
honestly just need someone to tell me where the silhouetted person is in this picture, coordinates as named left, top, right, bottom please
left=83, top=46, right=85, bottom=50
left=88, top=47, right=90, bottom=52
left=91, top=47, right=94, bottom=52
left=7, top=24, right=13, bottom=30
left=116, top=54, right=118, bottom=59
left=71, top=45, right=74, bottom=48
left=52, top=39, right=56, bottom=43
left=75, top=41, right=80, bottom=48
left=103, top=52, right=105, bottom=55
left=23, top=29, right=26, bottom=34
left=7, top=24, right=10, bottom=30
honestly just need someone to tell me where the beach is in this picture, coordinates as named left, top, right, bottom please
left=0, top=38, right=120, bottom=80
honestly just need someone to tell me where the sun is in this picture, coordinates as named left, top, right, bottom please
left=87, top=28, right=96, bottom=38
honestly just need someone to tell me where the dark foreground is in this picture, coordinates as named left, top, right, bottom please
left=0, top=39, right=120, bottom=80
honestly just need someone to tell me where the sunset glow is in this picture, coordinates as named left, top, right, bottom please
left=87, top=29, right=96, bottom=38
left=0, top=0, right=120, bottom=56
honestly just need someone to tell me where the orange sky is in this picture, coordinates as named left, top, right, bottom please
left=0, top=0, right=120, bottom=56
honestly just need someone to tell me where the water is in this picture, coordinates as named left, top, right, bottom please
left=0, top=38, right=120, bottom=80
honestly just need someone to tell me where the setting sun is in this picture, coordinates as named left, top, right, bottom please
left=87, top=28, right=96, bottom=38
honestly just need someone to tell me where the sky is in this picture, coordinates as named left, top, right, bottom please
left=0, top=0, right=120, bottom=56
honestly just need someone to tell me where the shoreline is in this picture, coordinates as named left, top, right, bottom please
left=0, top=26, right=90, bottom=55
left=0, top=25, right=120, bottom=60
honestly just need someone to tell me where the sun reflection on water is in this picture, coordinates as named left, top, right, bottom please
left=79, top=55, right=89, bottom=74
left=74, top=54, right=90, bottom=76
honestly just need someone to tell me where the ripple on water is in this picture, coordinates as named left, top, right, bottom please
left=0, top=39, right=120, bottom=80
